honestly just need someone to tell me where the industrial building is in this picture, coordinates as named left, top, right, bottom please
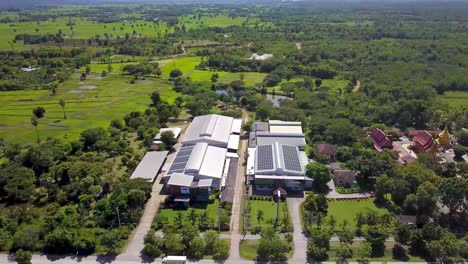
left=248, top=119, right=311, bottom=192
left=165, top=114, right=242, bottom=201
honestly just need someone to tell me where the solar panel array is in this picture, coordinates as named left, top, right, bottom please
left=166, top=146, right=194, bottom=175
left=282, top=145, right=302, bottom=172
left=257, top=145, right=274, bottom=171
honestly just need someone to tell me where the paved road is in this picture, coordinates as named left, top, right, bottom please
left=228, top=110, right=249, bottom=263
left=287, top=197, right=309, bottom=264
left=117, top=127, right=186, bottom=261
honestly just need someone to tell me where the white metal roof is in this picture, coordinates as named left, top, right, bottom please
left=153, top=127, right=181, bottom=141
left=199, top=146, right=227, bottom=179
left=226, top=152, right=239, bottom=158
left=182, top=114, right=234, bottom=147
left=198, top=179, right=213, bottom=187
left=247, top=148, right=256, bottom=176
left=130, top=151, right=169, bottom=182
left=185, top=142, right=208, bottom=173
left=255, top=175, right=308, bottom=180
left=256, top=132, right=306, bottom=147
left=268, top=120, right=303, bottom=134
left=221, top=158, right=230, bottom=188
left=167, top=173, right=194, bottom=187
left=228, top=134, right=240, bottom=150
left=231, top=119, right=242, bottom=134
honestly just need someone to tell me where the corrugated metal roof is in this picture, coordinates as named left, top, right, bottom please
left=198, top=179, right=213, bottom=187
left=231, top=119, right=242, bottom=134
left=182, top=114, right=233, bottom=146
left=167, top=173, right=194, bottom=187
left=228, top=134, right=240, bottom=150
left=199, top=146, right=227, bottom=179
left=130, top=151, right=169, bottom=182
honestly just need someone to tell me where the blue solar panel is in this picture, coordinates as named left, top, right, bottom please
left=282, top=145, right=302, bottom=172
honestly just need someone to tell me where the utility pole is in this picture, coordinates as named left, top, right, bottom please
left=116, top=207, right=121, bottom=227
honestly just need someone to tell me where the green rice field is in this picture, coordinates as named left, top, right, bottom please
left=0, top=71, right=178, bottom=145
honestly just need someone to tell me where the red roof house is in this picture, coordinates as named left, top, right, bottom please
left=368, top=129, right=393, bottom=151
left=411, top=131, right=438, bottom=154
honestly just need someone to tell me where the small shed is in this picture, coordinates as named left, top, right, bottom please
left=397, top=215, right=417, bottom=227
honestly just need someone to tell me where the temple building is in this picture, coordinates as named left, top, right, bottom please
left=411, top=131, right=438, bottom=154
left=368, top=128, right=393, bottom=151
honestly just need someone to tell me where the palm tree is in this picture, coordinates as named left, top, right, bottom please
left=188, top=208, right=198, bottom=226
left=256, top=209, right=264, bottom=226
left=175, top=212, right=184, bottom=228
left=31, top=116, right=40, bottom=143
left=58, top=99, right=66, bottom=119
left=200, top=211, right=208, bottom=227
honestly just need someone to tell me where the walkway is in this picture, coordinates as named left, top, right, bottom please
left=228, top=110, right=249, bottom=263
left=287, top=197, right=309, bottom=264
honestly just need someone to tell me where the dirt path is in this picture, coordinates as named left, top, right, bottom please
left=295, top=42, right=302, bottom=50
left=228, top=110, right=249, bottom=262
left=352, top=80, right=361, bottom=92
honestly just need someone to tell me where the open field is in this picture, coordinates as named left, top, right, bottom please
left=268, top=77, right=349, bottom=95
left=325, top=199, right=389, bottom=230
left=178, top=14, right=246, bottom=30
left=160, top=56, right=267, bottom=85
left=0, top=72, right=178, bottom=145
left=0, top=17, right=172, bottom=50
left=438, top=91, right=468, bottom=108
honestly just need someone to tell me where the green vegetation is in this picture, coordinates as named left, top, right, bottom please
left=326, top=199, right=389, bottom=231
left=154, top=197, right=221, bottom=229
left=247, top=198, right=288, bottom=230
left=438, top=91, right=468, bottom=109
left=239, top=240, right=259, bottom=260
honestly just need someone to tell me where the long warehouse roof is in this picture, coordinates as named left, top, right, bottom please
left=130, top=151, right=169, bottom=182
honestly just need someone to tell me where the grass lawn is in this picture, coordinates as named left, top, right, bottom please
left=156, top=196, right=220, bottom=227
left=328, top=241, right=425, bottom=262
left=0, top=72, right=179, bottom=145
left=325, top=198, right=388, bottom=230
left=239, top=239, right=294, bottom=260
left=248, top=199, right=287, bottom=229
left=438, top=91, right=468, bottom=109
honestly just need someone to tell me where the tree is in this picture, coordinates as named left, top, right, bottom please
left=187, top=208, right=198, bottom=226
left=126, top=189, right=146, bottom=209
left=170, top=69, right=183, bottom=79
left=30, top=116, right=40, bottom=143
left=315, top=78, right=322, bottom=87
left=212, top=239, right=229, bottom=260
left=150, top=91, right=161, bottom=106
left=33, top=107, right=46, bottom=119
left=210, top=73, right=219, bottom=83
left=395, top=224, right=411, bottom=245
left=456, top=130, right=468, bottom=147
left=160, top=131, right=177, bottom=150
left=439, top=177, right=466, bottom=215
left=414, top=182, right=439, bottom=223
left=4, top=166, right=35, bottom=202
left=356, top=242, right=372, bottom=262
left=0, top=229, right=11, bottom=251
left=164, top=233, right=184, bottom=255
left=154, top=67, right=162, bottom=78
left=256, top=209, right=264, bottom=226
left=256, top=100, right=273, bottom=121
left=305, top=163, right=331, bottom=192
left=188, top=236, right=206, bottom=259
left=362, top=224, right=389, bottom=256
left=307, top=227, right=332, bottom=261
left=59, top=99, right=66, bottom=119
left=204, top=230, right=219, bottom=254
left=15, top=249, right=32, bottom=264
left=143, top=232, right=163, bottom=258
left=335, top=243, right=353, bottom=261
